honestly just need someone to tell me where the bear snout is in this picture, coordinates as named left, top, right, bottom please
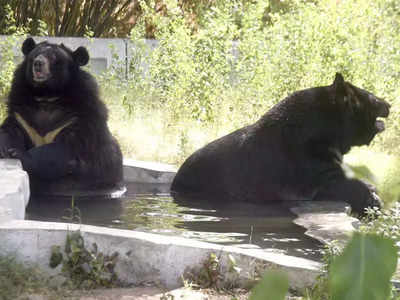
left=32, top=54, right=51, bottom=83
left=33, top=59, right=44, bottom=72
left=373, top=100, right=390, bottom=134
left=376, top=99, right=390, bottom=118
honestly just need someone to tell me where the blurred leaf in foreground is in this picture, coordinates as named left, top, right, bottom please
left=249, top=270, right=288, bottom=300
left=329, top=232, right=398, bottom=300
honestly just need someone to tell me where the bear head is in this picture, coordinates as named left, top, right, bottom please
left=332, top=73, right=390, bottom=147
left=21, top=37, right=89, bottom=93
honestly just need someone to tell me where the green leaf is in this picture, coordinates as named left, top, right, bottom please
left=49, top=245, right=63, bottom=268
left=329, top=232, right=398, bottom=300
left=249, top=270, right=288, bottom=300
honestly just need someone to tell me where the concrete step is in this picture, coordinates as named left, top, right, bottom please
left=0, top=159, right=29, bottom=220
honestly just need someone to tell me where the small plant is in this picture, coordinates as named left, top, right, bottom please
left=49, top=231, right=119, bottom=289
left=361, top=204, right=400, bottom=243
left=184, top=253, right=242, bottom=293
left=160, top=293, right=175, bottom=300
left=304, top=241, right=343, bottom=300
left=62, top=196, right=81, bottom=224
left=191, top=253, right=223, bottom=290
left=177, top=131, right=189, bottom=162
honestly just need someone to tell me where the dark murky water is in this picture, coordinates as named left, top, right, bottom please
left=26, top=182, right=323, bottom=261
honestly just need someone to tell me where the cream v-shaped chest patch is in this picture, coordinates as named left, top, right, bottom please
left=15, top=112, right=77, bottom=147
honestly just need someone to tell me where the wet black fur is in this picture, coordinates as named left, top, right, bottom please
left=171, top=74, right=390, bottom=215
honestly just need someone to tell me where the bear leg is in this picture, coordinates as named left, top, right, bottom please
left=9, top=142, right=78, bottom=180
left=314, top=178, right=382, bottom=215
left=0, top=130, right=20, bottom=158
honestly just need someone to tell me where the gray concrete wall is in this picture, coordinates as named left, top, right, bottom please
left=0, top=35, right=158, bottom=76
left=0, top=220, right=321, bottom=289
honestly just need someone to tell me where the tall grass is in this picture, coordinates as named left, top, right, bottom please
left=94, top=0, right=400, bottom=164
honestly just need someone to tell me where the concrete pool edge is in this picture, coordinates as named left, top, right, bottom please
left=123, top=158, right=177, bottom=184
left=0, top=220, right=322, bottom=289
left=290, top=201, right=360, bottom=246
left=0, top=158, right=363, bottom=291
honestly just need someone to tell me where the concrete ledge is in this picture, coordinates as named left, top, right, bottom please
left=123, top=159, right=176, bottom=184
left=0, top=158, right=176, bottom=203
left=0, top=220, right=321, bottom=290
left=290, top=201, right=359, bottom=246
left=0, top=206, right=13, bottom=223
left=0, top=159, right=30, bottom=221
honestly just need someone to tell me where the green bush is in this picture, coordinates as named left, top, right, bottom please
left=2, top=0, right=400, bottom=164
left=0, top=34, right=23, bottom=123
left=100, top=0, right=400, bottom=163
left=0, top=34, right=22, bottom=100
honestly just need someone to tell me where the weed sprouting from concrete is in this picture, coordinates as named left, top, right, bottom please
left=183, top=252, right=243, bottom=294
left=62, top=196, right=81, bottom=224
left=50, top=230, right=119, bottom=289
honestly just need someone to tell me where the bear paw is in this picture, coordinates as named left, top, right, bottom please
left=7, top=148, right=25, bottom=159
left=0, top=147, right=17, bottom=158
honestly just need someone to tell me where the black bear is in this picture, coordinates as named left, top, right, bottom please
left=0, top=37, right=123, bottom=196
left=171, top=73, right=390, bottom=215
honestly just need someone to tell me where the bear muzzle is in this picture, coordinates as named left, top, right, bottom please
left=376, top=99, right=390, bottom=118
left=374, top=99, right=390, bottom=133
left=32, top=54, right=51, bottom=83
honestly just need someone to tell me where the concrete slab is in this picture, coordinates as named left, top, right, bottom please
left=0, top=220, right=321, bottom=290
left=123, top=159, right=176, bottom=184
left=0, top=206, right=12, bottom=223
left=0, top=157, right=176, bottom=200
left=290, top=201, right=359, bottom=246
left=0, top=158, right=23, bottom=170
left=0, top=159, right=30, bottom=220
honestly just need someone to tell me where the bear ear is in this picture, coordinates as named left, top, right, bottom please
left=333, top=73, right=345, bottom=91
left=22, top=37, right=36, bottom=56
left=333, top=72, right=348, bottom=103
left=333, top=73, right=361, bottom=108
left=72, top=46, right=89, bottom=66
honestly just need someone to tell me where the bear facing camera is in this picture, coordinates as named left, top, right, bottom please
left=171, top=73, right=390, bottom=215
left=0, top=37, right=124, bottom=196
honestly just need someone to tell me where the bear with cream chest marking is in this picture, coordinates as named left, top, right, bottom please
left=0, top=37, right=123, bottom=195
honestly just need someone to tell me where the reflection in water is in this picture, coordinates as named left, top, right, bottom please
left=26, top=182, right=323, bottom=261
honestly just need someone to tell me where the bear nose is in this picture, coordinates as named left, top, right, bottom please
left=378, top=100, right=390, bottom=118
left=33, top=59, right=44, bottom=72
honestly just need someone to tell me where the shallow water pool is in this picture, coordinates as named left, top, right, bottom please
left=26, top=182, right=323, bottom=261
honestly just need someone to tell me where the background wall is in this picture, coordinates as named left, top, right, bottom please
left=0, top=35, right=159, bottom=76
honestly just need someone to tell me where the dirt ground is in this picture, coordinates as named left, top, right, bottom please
left=22, top=286, right=305, bottom=299
left=71, top=287, right=249, bottom=300
left=22, top=287, right=250, bottom=300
